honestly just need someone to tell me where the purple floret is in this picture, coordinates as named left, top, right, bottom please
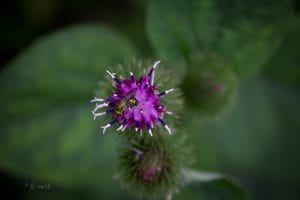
left=91, top=61, right=173, bottom=136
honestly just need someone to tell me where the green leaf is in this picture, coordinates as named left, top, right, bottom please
left=183, top=77, right=300, bottom=199
left=147, top=0, right=292, bottom=78
left=193, top=78, right=300, bottom=170
left=264, top=14, right=300, bottom=86
left=178, top=169, right=249, bottom=200
left=0, top=24, right=137, bottom=187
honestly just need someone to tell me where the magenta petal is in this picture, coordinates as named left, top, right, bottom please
left=134, top=108, right=142, bottom=121
left=92, top=63, right=172, bottom=134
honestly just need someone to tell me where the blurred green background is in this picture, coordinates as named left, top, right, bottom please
left=0, top=0, right=300, bottom=199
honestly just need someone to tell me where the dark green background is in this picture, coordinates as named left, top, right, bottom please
left=0, top=0, right=299, bottom=199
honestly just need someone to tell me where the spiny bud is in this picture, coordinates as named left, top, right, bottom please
left=115, top=134, right=191, bottom=199
left=182, top=53, right=237, bottom=115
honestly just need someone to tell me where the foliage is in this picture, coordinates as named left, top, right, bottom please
left=147, top=0, right=292, bottom=78
left=0, top=0, right=298, bottom=199
left=0, top=24, right=137, bottom=187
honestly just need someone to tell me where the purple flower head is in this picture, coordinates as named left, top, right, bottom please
left=91, top=61, right=174, bottom=136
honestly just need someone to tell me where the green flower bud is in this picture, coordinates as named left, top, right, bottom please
left=115, top=133, right=192, bottom=199
left=182, top=53, right=237, bottom=115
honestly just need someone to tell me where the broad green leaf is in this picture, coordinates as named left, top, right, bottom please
left=147, top=0, right=292, bottom=78
left=0, top=24, right=137, bottom=187
left=177, top=169, right=248, bottom=200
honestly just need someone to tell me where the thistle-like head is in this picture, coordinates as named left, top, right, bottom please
left=91, top=61, right=180, bottom=136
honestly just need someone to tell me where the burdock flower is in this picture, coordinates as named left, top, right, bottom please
left=91, top=61, right=178, bottom=136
